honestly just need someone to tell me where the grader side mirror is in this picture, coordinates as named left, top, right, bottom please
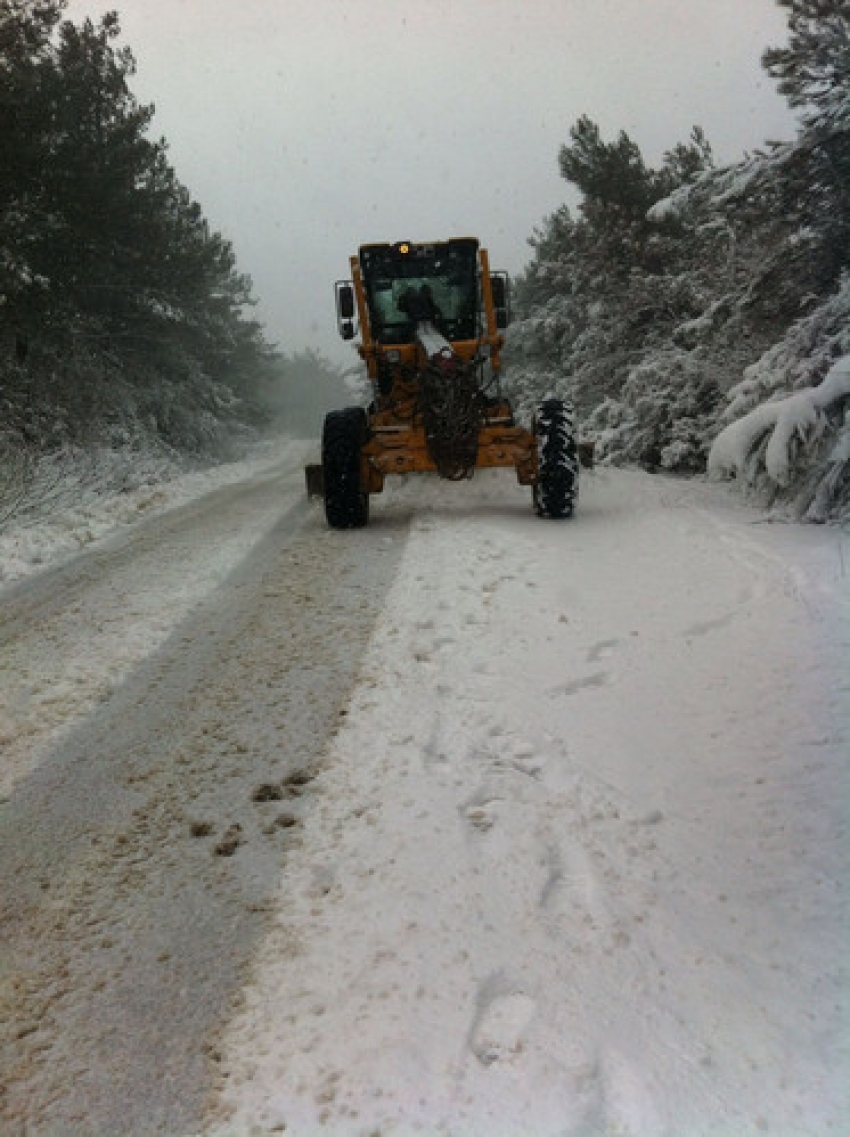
left=490, top=273, right=510, bottom=329
left=338, top=283, right=355, bottom=319
left=335, top=281, right=358, bottom=339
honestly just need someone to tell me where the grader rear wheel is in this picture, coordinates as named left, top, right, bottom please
left=533, top=399, right=579, bottom=519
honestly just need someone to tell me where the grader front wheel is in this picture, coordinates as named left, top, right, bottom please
left=322, top=407, right=370, bottom=529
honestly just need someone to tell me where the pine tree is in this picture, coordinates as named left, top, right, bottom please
left=762, top=0, right=850, bottom=112
left=508, top=117, right=715, bottom=432
left=508, top=4, right=850, bottom=514
left=1, top=3, right=284, bottom=458
left=0, top=0, right=65, bottom=343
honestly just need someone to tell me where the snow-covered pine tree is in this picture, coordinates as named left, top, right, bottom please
left=506, top=119, right=715, bottom=464
left=0, top=3, right=283, bottom=467
left=762, top=0, right=850, bottom=112
left=511, top=4, right=850, bottom=518
left=704, top=0, right=850, bottom=519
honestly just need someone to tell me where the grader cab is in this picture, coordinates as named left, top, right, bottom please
left=315, top=237, right=578, bottom=528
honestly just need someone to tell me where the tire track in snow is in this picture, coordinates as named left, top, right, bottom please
left=0, top=495, right=410, bottom=1135
left=0, top=451, right=307, bottom=798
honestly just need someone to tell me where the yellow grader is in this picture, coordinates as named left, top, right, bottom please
left=312, top=237, right=578, bottom=528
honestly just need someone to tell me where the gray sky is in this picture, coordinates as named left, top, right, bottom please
left=65, top=0, right=799, bottom=366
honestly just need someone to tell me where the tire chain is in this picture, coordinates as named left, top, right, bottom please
left=418, top=358, right=485, bottom=481
left=535, top=398, right=579, bottom=518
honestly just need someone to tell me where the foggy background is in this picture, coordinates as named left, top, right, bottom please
left=64, top=0, right=800, bottom=367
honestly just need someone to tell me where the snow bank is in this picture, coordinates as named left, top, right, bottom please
left=0, top=438, right=291, bottom=587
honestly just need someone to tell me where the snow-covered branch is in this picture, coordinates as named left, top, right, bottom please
left=708, top=355, right=850, bottom=486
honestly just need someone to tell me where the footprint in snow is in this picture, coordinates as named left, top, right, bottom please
left=465, top=805, right=496, bottom=832
left=549, top=672, right=610, bottom=697
left=472, top=990, right=537, bottom=1066
left=586, top=638, right=619, bottom=663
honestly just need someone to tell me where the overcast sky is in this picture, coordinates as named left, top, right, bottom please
left=65, top=0, right=799, bottom=367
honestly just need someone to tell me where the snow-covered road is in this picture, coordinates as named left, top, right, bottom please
left=1, top=443, right=312, bottom=799
left=1, top=449, right=847, bottom=1135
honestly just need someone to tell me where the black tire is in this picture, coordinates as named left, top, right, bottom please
left=322, top=407, right=370, bottom=529
left=533, top=398, right=579, bottom=519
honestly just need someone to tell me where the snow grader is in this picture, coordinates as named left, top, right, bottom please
left=310, top=237, right=578, bottom=528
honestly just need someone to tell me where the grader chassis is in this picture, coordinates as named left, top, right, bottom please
left=313, top=238, right=578, bottom=528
